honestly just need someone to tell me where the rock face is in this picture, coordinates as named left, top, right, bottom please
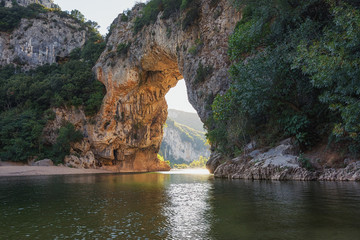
left=161, top=118, right=210, bottom=164
left=3, top=0, right=54, bottom=8
left=214, top=139, right=360, bottom=181
left=91, top=0, right=240, bottom=171
left=0, top=11, right=87, bottom=68
left=206, top=152, right=228, bottom=174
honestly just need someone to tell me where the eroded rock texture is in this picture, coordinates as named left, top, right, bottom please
left=89, top=0, right=239, bottom=171
left=0, top=12, right=87, bottom=68
left=214, top=139, right=360, bottom=181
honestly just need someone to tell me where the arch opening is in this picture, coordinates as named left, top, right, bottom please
left=161, top=79, right=210, bottom=168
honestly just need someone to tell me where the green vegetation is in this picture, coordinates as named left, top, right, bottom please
left=181, top=1, right=199, bottom=30
left=173, top=156, right=208, bottom=169
left=207, top=0, right=360, bottom=156
left=166, top=118, right=206, bottom=151
left=157, top=154, right=170, bottom=166
left=160, top=116, right=209, bottom=166
left=120, top=9, right=131, bottom=22
left=0, top=2, right=100, bottom=33
left=117, top=42, right=131, bottom=55
left=194, top=62, right=213, bottom=84
left=298, top=153, right=314, bottom=171
left=51, top=123, right=83, bottom=164
left=188, top=38, right=203, bottom=55
left=168, top=109, right=204, bottom=132
left=0, top=6, right=106, bottom=163
left=133, top=0, right=182, bottom=34
left=133, top=0, right=200, bottom=34
left=0, top=2, right=47, bottom=32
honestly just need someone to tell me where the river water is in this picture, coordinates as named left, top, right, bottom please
left=1, top=169, right=360, bottom=240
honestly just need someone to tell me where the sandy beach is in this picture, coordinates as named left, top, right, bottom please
left=0, top=162, right=112, bottom=177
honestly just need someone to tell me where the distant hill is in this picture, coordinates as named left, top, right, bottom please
left=160, top=116, right=210, bottom=166
left=167, top=109, right=204, bottom=132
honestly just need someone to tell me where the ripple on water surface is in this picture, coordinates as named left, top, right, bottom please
left=0, top=170, right=360, bottom=239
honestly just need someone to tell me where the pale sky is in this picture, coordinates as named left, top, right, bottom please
left=54, top=0, right=196, bottom=113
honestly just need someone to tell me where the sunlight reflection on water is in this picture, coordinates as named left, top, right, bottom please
left=163, top=177, right=212, bottom=239
left=159, top=168, right=210, bottom=175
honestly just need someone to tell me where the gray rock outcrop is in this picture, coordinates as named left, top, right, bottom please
left=214, top=139, right=360, bottom=181
left=0, top=12, right=87, bottom=68
left=31, top=159, right=54, bottom=166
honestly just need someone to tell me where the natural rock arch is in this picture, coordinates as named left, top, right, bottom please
left=91, top=0, right=240, bottom=172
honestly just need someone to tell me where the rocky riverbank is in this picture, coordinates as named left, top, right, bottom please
left=209, top=139, right=360, bottom=181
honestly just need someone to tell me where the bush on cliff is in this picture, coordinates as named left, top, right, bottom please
left=207, top=0, right=360, bottom=156
left=133, top=0, right=199, bottom=33
left=0, top=3, right=47, bottom=32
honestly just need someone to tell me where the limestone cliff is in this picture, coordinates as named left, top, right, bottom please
left=0, top=5, right=87, bottom=68
left=90, top=0, right=239, bottom=171
left=161, top=117, right=210, bottom=165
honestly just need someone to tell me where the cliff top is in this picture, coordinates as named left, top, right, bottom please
left=2, top=0, right=54, bottom=8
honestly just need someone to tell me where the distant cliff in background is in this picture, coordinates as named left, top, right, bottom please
left=160, top=112, right=210, bottom=165
left=167, top=109, right=205, bottom=132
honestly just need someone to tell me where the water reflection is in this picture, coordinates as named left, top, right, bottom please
left=208, top=180, right=360, bottom=240
left=162, top=174, right=213, bottom=239
left=1, top=172, right=360, bottom=240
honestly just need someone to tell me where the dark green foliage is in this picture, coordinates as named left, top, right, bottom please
left=51, top=123, right=83, bottom=164
left=180, top=0, right=193, bottom=10
left=0, top=3, right=100, bottom=34
left=120, top=10, right=131, bottom=22
left=133, top=0, right=163, bottom=34
left=182, top=6, right=199, bottom=30
left=194, top=62, right=213, bottom=84
left=117, top=42, right=131, bottom=55
left=0, top=39, right=105, bottom=113
left=0, top=15, right=106, bottom=162
left=188, top=38, right=203, bottom=55
left=0, top=3, right=48, bottom=32
left=78, top=34, right=106, bottom=65
left=70, top=9, right=85, bottom=22
left=0, top=109, right=45, bottom=161
left=207, top=0, right=357, bottom=155
left=296, top=4, right=360, bottom=146
left=133, top=0, right=195, bottom=34
left=298, top=153, right=314, bottom=171
left=162, top=0, right=182, bottom=19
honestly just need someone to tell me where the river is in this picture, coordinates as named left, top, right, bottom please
left=1, top=169, right=360, bottom=239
